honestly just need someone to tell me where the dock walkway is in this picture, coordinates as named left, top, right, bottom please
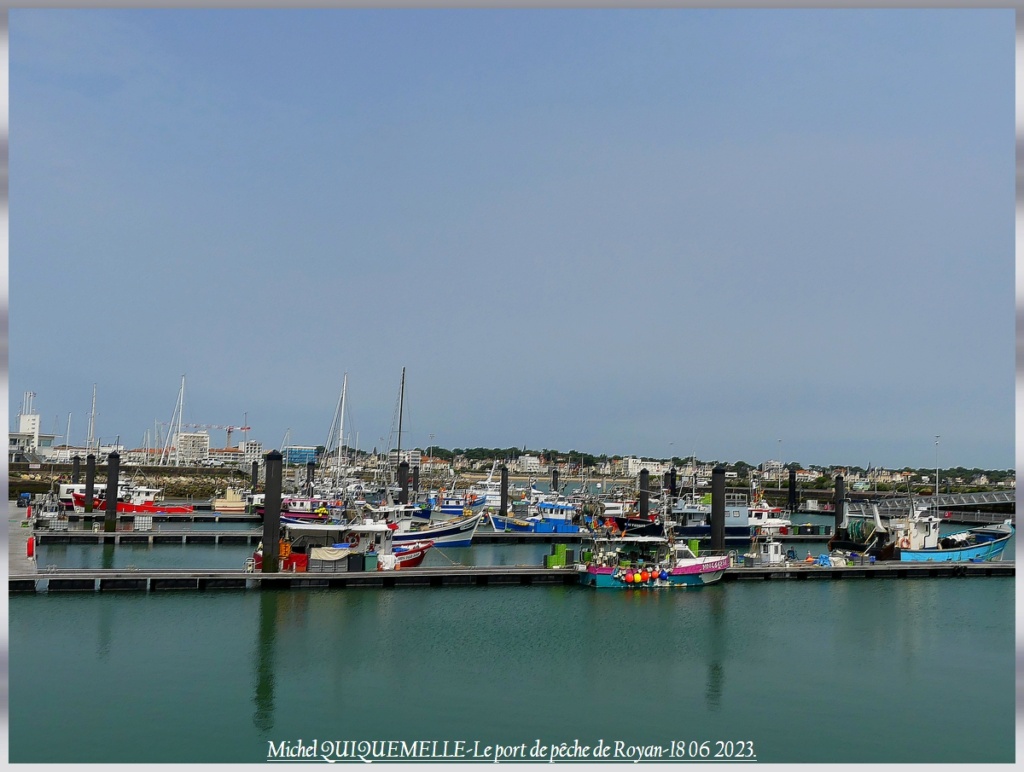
left=9, top=561, right=1013, bottom=593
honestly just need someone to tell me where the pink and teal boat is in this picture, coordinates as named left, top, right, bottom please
left=576, top=535, right=730, bottom=589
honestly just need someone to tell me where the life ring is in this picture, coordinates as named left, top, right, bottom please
left=351, top=533, right=361, bottom=548
left=899, top=537, right=910, bottom=549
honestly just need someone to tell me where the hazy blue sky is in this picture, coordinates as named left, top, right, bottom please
left=9, top=8, right=1014, bottom=471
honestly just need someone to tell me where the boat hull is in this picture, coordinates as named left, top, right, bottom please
left=490, top=513, right=580, bottom=534
left=899, top=527, right=1013, bottom=562
left=394, top=513, right=483, bottom=548
left=71, top=493, right=194, bottom=514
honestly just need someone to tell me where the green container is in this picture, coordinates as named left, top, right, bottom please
left=554, top=543, right=567, bottom=557
left=364, top=553, right=378, bottom=572
left=581, top=551, right=593, bottom=563
left=688, top=539, right=700, bottom=556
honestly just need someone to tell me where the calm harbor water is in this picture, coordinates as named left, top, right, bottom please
left=9, top=575, right=1015, bottom=764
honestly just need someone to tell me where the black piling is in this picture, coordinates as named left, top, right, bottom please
left=500, top=465, right=509, bottom=516
left=663, top=471, right=671, bottom=496
left=84, top=454, right=96, bottom=514
left=305, top=461, right=315, bottom=497
left=833, top=475, right=846, bottom=539
left=72, top=456, right=81, bottom=485
left=104, top=452, right=120, bottom=533
left=552, top=469, right=559, bottom=494
left=262, top=451, right=283, bottom=574
left=639, top=469, right=649, bottom=519
left=788, top=468, right=798, bottom=514
left=711, top=466, right=726, bottom=553
left=398, top=461, right=409, bottom=505
left=670, top=467, right=677, bottom=498
left=251, top=461, right=259, bottom=492
left=412, top=465, right=420, bottom=494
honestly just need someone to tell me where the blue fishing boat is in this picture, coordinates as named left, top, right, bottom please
left=426, top=491, right=487, bottom=519
left=899, top=519, right=1014, bottom=562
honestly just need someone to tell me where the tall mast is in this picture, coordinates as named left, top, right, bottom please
left=160, top=375, right=186, bottom=466
left=336, top=373, right=348, bottom=487
left=396, top=367, right=405, bottom=466
left=64, top=413, right=72, bottom=461
left=87, top=384, right=97, bottom=453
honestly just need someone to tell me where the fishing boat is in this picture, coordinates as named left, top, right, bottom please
left=668, top=492, right=783, bottom=545
left=250, top=520, right=433, bottom=572
left=488, top=511, right=537, bottom=532
left=389, top=510, right=484, bottom=548
left=746, top=494, right=792, bottom=535
left=592, top=499, right=664, bottom=536
left=425, top=489, right=488, bottom=519
left=259, top=496, right=342, bottom=522
left=211, top=486, right=249, bottom=513
left=898, top=519, right=1014, bottom=562
left=467, top=462, right=504, bottom=511
left=829, top=498, right=1014, bottom=563
left=58, top=482, right=130, bottom=511
left=71, top=488, right=195, bottom=514
left=576, top=534, right=730, bottom=589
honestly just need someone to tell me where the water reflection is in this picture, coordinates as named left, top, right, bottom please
left=252, top=592, right=277, bottom=732
left=705, top=588, right=725, bottom=711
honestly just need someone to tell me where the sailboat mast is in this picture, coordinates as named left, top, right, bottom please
left=87, top=384, right=97, bottom=453
left=396, top=367, right=405, bottom=464
left=335, top=373, right=347, bottom=488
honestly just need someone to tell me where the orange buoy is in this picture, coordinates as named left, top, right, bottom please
left=25, top=505, right=32, bottom=519
left=640, top=570, right=650, bottom=582
left=26, top=536, right=35, bottom=558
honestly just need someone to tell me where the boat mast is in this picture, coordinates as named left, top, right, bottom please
left=64, top=413, right=72, bottom=462
left=335, top=373, right=347, bottom=489
left=160, top=375, right=185, bottom=466
left=396, top=366, right=405, bottom=476
left=86, top=384, right=97, bottom=454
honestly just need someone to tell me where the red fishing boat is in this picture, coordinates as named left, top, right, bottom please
left=72, top=487, right=195, bottom=514
left=251, top=520, right=433, bottom=572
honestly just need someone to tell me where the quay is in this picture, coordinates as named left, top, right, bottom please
left=27, top=528, right=833, bottom=547
left=8, top=560, right=1013, bottom=593
left=32, top=530, right=262, bottom=546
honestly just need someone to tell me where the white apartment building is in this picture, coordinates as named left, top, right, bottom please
left=174, top=432, right=211, bottom=465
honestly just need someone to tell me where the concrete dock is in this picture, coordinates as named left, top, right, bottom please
left=8, top=560, right=1013, bottom=594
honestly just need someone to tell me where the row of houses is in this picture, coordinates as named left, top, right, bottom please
left=10, top=409, right=1012, bottom=490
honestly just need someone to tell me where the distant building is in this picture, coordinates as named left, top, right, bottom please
left=9, top=409, right=57, bottom=462
left=174, top=432, right=211, bottom=465
left=623, top=457, right=667, bottom=477
left=283, top=446, right=318, bottom=465
left=239, top=440, right=264, bottom=466
left=517, top=455, right=542, bottom=473
left=388, top=449, right=422, bottom=469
